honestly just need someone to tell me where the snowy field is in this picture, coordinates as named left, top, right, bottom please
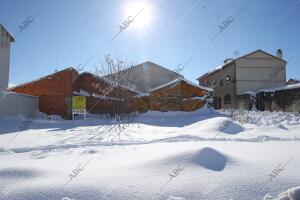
left=1, top=107, right=300, bottom=200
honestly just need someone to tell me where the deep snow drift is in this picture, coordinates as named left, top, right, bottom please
left=0, top=108, right=300, bottom=200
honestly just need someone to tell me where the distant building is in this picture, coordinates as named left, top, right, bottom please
left=197, top=49, right=287, bottom=109
left=287, top=78, right=300, bottom=85
left=105, top=61, right=183, bottom=93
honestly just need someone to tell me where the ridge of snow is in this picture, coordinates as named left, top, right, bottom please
left=8, top=68, right=77, bottom=90
left=259, top=83, right=300, bottom=93
left=73, top=90, right=123, bottom=101
left=149, top=77, right=213, bottom=93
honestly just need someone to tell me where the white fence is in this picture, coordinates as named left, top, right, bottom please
left=0, top=91, right=38, bottom=118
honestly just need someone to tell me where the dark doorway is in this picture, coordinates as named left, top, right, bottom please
left=218, top=97, right=222, bottom=109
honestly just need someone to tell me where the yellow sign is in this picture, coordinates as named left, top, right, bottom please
left=72, top=96, right=86, bottom=110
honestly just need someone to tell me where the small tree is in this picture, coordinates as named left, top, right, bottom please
left=93, top=55, right=139, bottom=132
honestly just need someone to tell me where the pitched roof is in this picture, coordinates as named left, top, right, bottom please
left=9, top=67, right=78, bottom=90
left=197, top=49, right=287, bottom=80
left=138, top=61, right=183, bottom=77
left=105, top=61, right=183, bottom=79
left=0, top=24, right=15, bottom=42
left=104, top=61, right=184, bottom=93
left=287, top=78, right=300, bottom=83
left=149, top=77, right=213, bottom=92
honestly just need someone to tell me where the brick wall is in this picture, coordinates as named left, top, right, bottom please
left=11, top=68, right=78, bottom=119
left=143, top=80, right=207, bottom=112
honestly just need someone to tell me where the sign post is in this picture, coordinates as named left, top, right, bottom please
left=72, top=96, right=87, bottom=120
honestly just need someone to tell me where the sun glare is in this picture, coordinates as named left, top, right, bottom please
left=123, top=1, right=153, bottom=30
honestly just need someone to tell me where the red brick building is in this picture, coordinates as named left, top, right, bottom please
left=73, top=72, right=138, bottom=115
left=10, top=68, right=78, bottom=118
left=10, top=68, right=212, bottom=119
left=10, top=68, right=138, bottom=119
left=137, top=78, right=212, bottom=112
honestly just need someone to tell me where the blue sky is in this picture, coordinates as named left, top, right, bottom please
left=1, top=0, right=300, bottom=85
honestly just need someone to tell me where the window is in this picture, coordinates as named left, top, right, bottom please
left=220, top=79, right=224, bottom=87
left=224, top=95, right=231, bottom=104
left=225, top=75, right=231, bottom=83
left=212, top=81, right=217, bottom=88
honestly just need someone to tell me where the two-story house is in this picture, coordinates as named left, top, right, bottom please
left=197, top=49, right=287, bottom=109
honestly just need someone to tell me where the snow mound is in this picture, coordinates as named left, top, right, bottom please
left=221, top=110, right=300, bottom=126
left=0, top=168, right=39, bottom=179
left=264, top=186, right=300, bottom=200
left=191, top=147, right=229, bottom=171
left=220, top=121, right=244, bottom=134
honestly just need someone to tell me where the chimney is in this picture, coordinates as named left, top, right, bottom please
left=224, top=58, right=234, bottom=64
left=276, top=49, right=283, bottom=59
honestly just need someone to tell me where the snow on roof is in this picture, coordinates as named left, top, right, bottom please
left=73, top=90, right=123, bottom=101
left=149, top=77, right=213, bottom=93
left=9, top=67, right=78, bottom=90
left=182, top=96, right=207, bottom=101
left=288, top=78, right=300, bottom=82
left=198, top=59, right=235, bottom=80
left=134, top=92, right=149, bottom=97
left=259, top=83, right=300, bottom=93
left=242, top=90, right=256, bottom=95
left=197, top=49, right=287, bottom=80
left=1, top=91, right=38, bottom=98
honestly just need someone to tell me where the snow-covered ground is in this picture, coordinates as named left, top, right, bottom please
left=1, top=107, right=300, bottom=200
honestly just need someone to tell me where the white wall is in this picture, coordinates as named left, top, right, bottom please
left=0, top=26, right=39, bottom=118
left=0, top=92, right=38, bottom=118
left=0, top=25, right=12, bottom=93
left=105, top=61, right=182, bottom=93
left=236, top=51, right=286, bottom=95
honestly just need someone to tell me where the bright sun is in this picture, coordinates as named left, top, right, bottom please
left=123, top=1, right=153, bottom=30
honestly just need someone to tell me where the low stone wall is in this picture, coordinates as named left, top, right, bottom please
left=238, top=87, right=300, bottom=112
left=273, top=88, right=300, bottom=112
left=256, top=92, right=274, bottom=111
left=0, top=92, right=38, bottom=118
left=237, top=94, right=253, bottom=110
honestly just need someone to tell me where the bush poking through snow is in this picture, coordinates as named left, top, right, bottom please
left=264, top=186, right=300, bottom=200
left=221, top=109, right=300, bottom=126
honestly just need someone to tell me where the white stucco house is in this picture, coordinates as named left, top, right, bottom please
left=105, top=61, right=183, bottom=93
